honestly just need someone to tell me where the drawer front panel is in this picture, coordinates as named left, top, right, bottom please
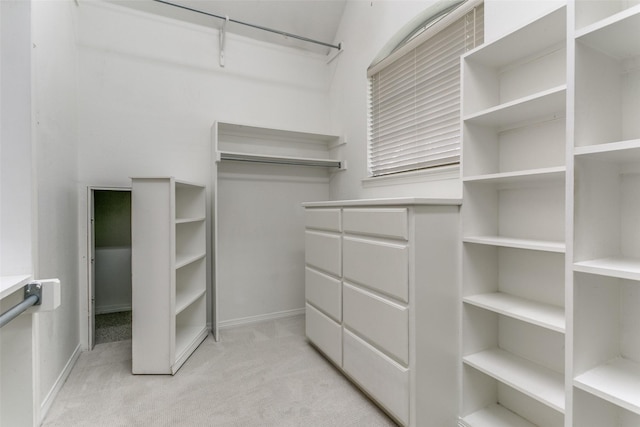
left=343, top=283, right=408, bottom=365
left=306, top=303, right=342, bottom=367
left=306, top=267, right=342, bottom=322
left=305, top=231, right=341, bottom=276
left=343, top=208, right=408, bottom=240
left=343, top=329, right=409, bottom=425
left=343, top=237, right=408, bottom=302
left=305, top=208, right=341, bottom=232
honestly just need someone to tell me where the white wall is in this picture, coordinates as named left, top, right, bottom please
left=1, top=0, right=33, bottom=277
left=217, top=163, right=330, bottom=325
left=327, top=0, right=462, bottom=201
left=1, top=2, right=36, bottom=425
left=75, top=1, right=333, bottom=328
left=95, top=247, right=131, bottom=313
left=31, top=0, right=81, bottom=419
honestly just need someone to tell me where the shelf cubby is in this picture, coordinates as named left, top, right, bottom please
left=460, top=402, right=537, bottom=427
left=573, top=144, right=640, bottom=266
left=175, top=220, right=206, bottom=266
left=175, top=293, right=207, bottom=363
left=463, top=180, right=565, bottom=247
left=463, top=244, right=565, bottom=316
left=175, top=257, right=206, bottom=314
left=573, top=272, right=640, bottom=419
left=463, top=347, right=564, bottom=413
left=573, top=387, right=640, bottom=426
left=574, top=7, right=640, bottom=148
left=460, top=365, right=564, bottom=427
left=175, top=181, right=206, bottom=221
left=462, top=115, right=565, bottom=178
left=462, top=5, right=566, bottom=118
left=575, top=1, right=640, bottom=38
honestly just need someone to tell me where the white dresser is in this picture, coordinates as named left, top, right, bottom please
left=303, top=198, right=461, bottom=427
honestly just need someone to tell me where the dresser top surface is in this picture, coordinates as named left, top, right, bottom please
left=302, top=197, right=462, bottom=208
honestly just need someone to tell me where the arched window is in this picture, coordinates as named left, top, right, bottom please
left=368, top=0, right=484, bottom=177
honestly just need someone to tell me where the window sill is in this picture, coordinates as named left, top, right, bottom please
left=362, top=164, right=460, bottom=188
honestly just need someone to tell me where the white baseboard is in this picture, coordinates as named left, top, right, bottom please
left=218, top=307, right=305, bottom=329
left=95, top=304, right=131, bottom=315
left=40, top=343, right=81, bottom=421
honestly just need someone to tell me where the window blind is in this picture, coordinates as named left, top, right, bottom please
left=368, top=2, right=484, bottom=177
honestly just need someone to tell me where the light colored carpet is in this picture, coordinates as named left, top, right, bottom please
left=42, top=315, right=397, bottom=426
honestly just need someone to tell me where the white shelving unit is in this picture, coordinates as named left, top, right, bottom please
left=460, top=5, right=567, bottom=426
left=132, top=177, right=208, bottom=375
left=214, top=121, right=344, bottom=170
left=572, top=3, right=640, bottom=424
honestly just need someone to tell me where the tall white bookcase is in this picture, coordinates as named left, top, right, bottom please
left=460, top=2, right=640, bottom=426
left=571, top=2, right=640, bottom=425
left=460, top=5, right=568, bottom=426
left=132, top=177, right=208, bottom=375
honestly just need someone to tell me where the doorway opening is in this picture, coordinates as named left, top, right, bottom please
left=89, top=188, right=132, bottom=349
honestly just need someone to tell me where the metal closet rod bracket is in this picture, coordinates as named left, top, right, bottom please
left=152, top=0, right=342, bottom=51
left=0, top=282, right=42, bottom=329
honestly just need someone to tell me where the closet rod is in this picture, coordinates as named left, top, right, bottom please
left=152, top=0, right=342, bottom=51
left=220, top=152, right=342, bottom=168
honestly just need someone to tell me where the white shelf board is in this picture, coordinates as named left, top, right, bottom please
left=464, top=5, right=566, bottom=68
left=575, top=5, right=640, bottom=60
left=460, top=403, right=537, bottom=427
left=574, top=256, right=640, bottom=281
left=464, top=86, right=566, bottom=129
left=217, top=150, right=342, bottom=168
left=463, top=166, right=566, bottom=187
left=574, top=357, right=640, bottom=415
left=0, top=274, right=31, bottom=300
left=463, top=236, right=566, bottom=253
left=217, top=121, right=341, bottom=145
left=173, top=325, right=208, bottom=374
left=464, top=292, right=565, bottom=333
left=574, top=139, right=640, bottom=163
left=463, top=348, right=565, bottom=413
left=176, top=252, right=206, bottom=270
left=176, top=216, right=206, bottom=224
left=175, top=288, right=206, bottom=316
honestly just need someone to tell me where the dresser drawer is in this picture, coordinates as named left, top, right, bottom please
left=305, top=208, right=341, bottom=232
left=305, top=231, right=341, bottom=276
left=343, top=237, right=408, bottom=302
left=343, top=208, right=408, bottom=240
left=306, top=267, right=341, bottom=322
left=343, top=329, right=409, bottom=425
left=306, top=303, right=342, bottom=367
left=343, top=283, right=408, bottom=365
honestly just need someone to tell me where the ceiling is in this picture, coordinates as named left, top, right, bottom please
left=112, top=0, right=347, bottom=55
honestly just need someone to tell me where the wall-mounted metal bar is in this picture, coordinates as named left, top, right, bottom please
left=152, top=0, right=342, bottom=51
left=220, top=151, right=342, bottom=168
left=0, top=282, right=42, bottom=328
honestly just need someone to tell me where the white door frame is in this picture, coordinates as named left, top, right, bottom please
left=86, top=186, right=131, bottom=350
